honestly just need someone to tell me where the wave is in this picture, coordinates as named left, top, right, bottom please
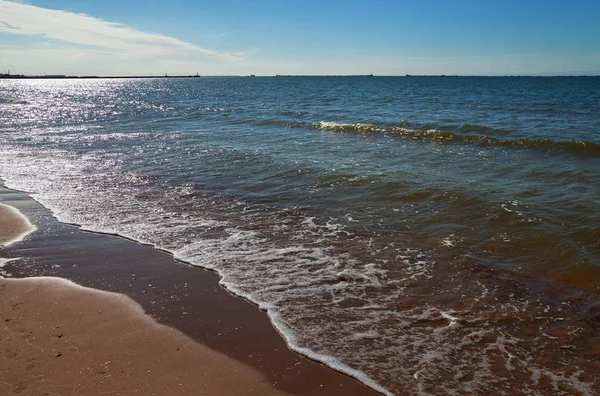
left=316, top=121, right=600, bottom=155
left=222, top=116, right=599, bottom=155
left=0, top=97, right=28, bottom=105
left=253, top=118, right=315, bottom=129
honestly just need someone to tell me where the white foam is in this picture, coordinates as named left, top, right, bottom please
left=266, top=307, right=394, bottom=396
left=1, top=144, right=597, bottom=395
left=440, top=311, right=461, bottom=326
left=441, top=233, right=461, bottom=248
left=0, top=256, right=18, bottom=267
left=0, top=257, right=18, bottom=277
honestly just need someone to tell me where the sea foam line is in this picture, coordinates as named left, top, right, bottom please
left=0, top=179, right=393, bottom=396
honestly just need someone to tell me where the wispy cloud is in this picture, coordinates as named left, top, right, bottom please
left=0, top=0, right=240, bottom=61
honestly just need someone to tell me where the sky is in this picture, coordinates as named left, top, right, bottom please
left=1, top=0, right=599, bottom=76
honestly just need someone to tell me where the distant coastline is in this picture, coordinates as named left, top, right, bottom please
left=275, top=74, right=374, bottom=77
left=0, top=73, right=203, bottom=79
left=1, top=73, right=598, bottom=79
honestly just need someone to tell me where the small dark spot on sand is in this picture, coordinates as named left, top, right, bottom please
left=55, top=352, right=62, bottom=357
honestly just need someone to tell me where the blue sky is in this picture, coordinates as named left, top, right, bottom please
left=1, top=0, right=599, bottom=76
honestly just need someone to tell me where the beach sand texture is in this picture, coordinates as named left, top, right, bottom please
left=0, top=277, right=288, bottom=396
left=0, top=203, right=286, bottom=395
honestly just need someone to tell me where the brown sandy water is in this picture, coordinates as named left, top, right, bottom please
left=3, top=183, right=600, bottom=395
left=240, top=216, right=600, bottom=395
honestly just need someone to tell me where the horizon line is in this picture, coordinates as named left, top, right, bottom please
left=1, top=73, right=600, bottom=79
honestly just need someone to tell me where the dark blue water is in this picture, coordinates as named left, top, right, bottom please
left=1, top=76, right=599, bottom=394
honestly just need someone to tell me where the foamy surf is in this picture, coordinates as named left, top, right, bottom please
left=316, top=120, right=600, bottom=154
left=1, top=76, right=599, bottom=395
left=3, top=152, right=596, bottom=394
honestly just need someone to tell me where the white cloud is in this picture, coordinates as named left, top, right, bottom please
left=1, top=0, right=597, bottom=76
left=0, top=0, right=240, bottom=61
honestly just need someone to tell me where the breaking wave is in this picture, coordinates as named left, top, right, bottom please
left=316, top=121, right=600, bottom=155
left=0, top=97, right=29, bottom=105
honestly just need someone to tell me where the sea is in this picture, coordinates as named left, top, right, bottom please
left=1, top=76, right=599, bottom=395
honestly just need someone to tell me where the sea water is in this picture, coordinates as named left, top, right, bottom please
left=1, top=76, right=599, bottom=394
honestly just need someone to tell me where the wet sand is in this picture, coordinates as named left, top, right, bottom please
left=0, top=185, right=379, bottom=395
left=0, top=277, right=288, bottom=396
left=0, top=203, right=36, bottom=247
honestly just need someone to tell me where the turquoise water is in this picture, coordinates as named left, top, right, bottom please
left=1, top=76, right=599, bottom=394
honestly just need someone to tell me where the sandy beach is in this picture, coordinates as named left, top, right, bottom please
left=0, top=276, right=288, bottom=396
left=0, top=188, right=378, bottom=395
left=0, top=202, right=286, bottom=395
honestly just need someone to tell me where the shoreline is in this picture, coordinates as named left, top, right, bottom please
left=0, top=276, right=288, bottom=395
left=0, top=185, right=380, bottom=395
left=0, top=203, right=36, bottom=247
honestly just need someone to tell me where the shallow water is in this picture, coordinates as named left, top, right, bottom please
left=1, top=76, right=599, bottom=394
